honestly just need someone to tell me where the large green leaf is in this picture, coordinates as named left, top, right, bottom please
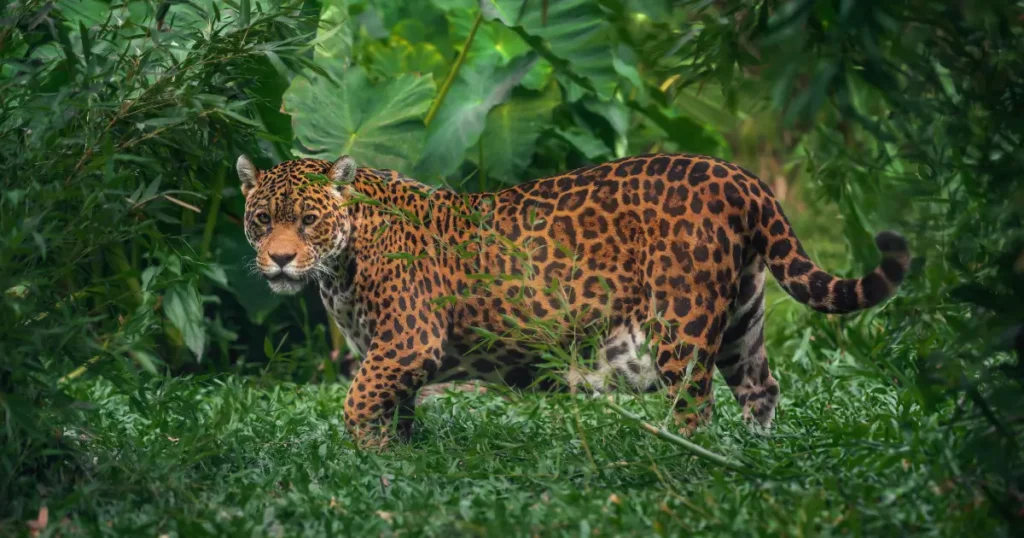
left=444, top=7, right=553, bottom=90
left=416, top=54, right=538, bottom=178
left=582, top=97, right=631, bottom=157
left=164, top=283, right=206, bottom=360
left=448, top=8, right=529, bottom=65
left=554, top=127, right=612, bottom=160
left=431, top=0, right=475, bottom=10
left=315, top=0, right=355, bottom=61
left=365, top=0, right=449, bottom=32
left=366, top=36, right=450, bottom=82
left=284, top=65, right=436, bottom=170
left=629, top=99, right=725, bottom=156
left=481, top=0, right=619, bottom=99
left=248, top=55, right=294, bottom=159
left=481, top=81, right=561, bottom=184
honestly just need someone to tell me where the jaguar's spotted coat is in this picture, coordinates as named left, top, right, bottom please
left=237, top=153, right=910, bottom=448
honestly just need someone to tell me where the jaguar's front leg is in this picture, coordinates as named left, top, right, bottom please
left=343, top=310, right=446, bottom=450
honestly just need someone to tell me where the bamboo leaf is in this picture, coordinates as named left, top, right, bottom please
left=164, top=283, right=206, bottom=361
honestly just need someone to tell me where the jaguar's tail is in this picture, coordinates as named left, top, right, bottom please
left=750, top=197, right=910, bottom=314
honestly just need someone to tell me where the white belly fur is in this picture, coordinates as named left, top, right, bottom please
left=567, top=322, right=661, bottom=392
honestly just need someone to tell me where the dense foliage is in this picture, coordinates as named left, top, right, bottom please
left=1, top=0, right=1021, bottom=534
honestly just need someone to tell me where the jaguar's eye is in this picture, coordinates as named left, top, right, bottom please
left=256, top=212, right=270, bottom=224
left=302, top=214, right=318, bottom=226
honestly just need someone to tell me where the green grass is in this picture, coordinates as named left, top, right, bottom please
left=6, top=343, right=1000, bottom=537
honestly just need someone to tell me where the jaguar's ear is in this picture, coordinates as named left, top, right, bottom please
left=237, top=155, right=260, bottom=197
left=328, top=155, right=357, bottom=186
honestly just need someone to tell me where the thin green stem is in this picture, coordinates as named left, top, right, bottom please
left=91, top=252, right=103, bottom=312
left=478, top=142, right=486, bottom=192
left=605, top=397, right=753, bottom=475
left=424, top=12, right=483, bottom=127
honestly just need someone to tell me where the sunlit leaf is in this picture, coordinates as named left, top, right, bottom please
left=449, top=10, right=530, bottom=66
left=315, top=0, right=355, bottom=60
left=482, top=0, right=619, bottom=99
left=131, top=350, right=160, bottom=375
left=445, top=7, right=553, bottom=91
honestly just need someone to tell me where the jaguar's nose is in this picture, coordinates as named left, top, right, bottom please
left=269, top=252, right=297, bottom=268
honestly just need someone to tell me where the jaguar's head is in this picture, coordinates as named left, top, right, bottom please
left=237, top=155, right=356, bottom=295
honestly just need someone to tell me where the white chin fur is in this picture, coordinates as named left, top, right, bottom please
left=268, top=278, right=305, bottom=295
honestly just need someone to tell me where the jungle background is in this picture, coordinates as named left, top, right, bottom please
left=2, top=0, right=1023, bottom=535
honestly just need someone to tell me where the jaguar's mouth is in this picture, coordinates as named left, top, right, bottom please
left=264, top=272, right=306, bottom=295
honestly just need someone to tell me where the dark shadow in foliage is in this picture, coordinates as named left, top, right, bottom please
left=0, top=0, right=320, bottom=517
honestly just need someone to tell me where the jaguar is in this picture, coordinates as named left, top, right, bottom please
left=236, top=153, right=910, bottom=448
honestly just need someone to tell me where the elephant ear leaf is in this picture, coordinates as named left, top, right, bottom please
left=416, top=54, right=539, bottom=179
left=482, top=81, right=561, bottom=184
left=482, top=0, right=619, bottom=100
left=283, top=65, right=436, bottom=171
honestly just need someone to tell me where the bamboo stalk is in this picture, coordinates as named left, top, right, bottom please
left=200, top=164, right=226, bottom=259
left=59, top=339, right=112, bottom=384
left=108, top=244, right=142, bottom=307
left=58, top=355, right=103, bottom=384
left=424, top=12, right=483, bottom=127
left=604, top=397, right=752, bottom=474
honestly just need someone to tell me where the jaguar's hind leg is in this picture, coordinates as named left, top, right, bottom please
left=648, top=315, right=721, bottom=437
left=719, top=336, right=779, bottom=428
left=644, top=256, right=732, bottom=435
left=657, top=337, right=720, bottom=436
left=716, top=262, right=780, bottom=428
